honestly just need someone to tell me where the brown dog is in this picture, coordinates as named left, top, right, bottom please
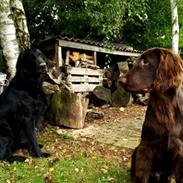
left=119, top=48, right=183, bottom=183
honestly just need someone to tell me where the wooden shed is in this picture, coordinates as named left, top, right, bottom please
left=38, top=36, right=141, bottom=91
left=38, top=36, right=141, bottom=66
left=38, top=36, right=141, bottom=128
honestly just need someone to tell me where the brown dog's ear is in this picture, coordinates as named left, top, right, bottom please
left=153, top=48, right=183, bottom=92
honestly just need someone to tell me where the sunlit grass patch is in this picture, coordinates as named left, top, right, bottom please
left=51, top=155, right=130, bottom=183
left=0, top=155, right=130, bottom=183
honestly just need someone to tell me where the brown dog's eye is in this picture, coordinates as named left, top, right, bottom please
left=141, top=59, right=149, bottom=66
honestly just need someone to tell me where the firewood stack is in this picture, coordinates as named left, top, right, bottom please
left=43, top=50, right=104, bottom=129
left=66, top=51, right=100, bottom=69
left=93, top=61, right=132, bottom=107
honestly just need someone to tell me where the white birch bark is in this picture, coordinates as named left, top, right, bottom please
left=170, top=0, right=179, bottom=53
left=0, top=0, right=19, bottom=78
left=10, top=0, right=30, bottom=50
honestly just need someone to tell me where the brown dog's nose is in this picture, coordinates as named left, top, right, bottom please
left=118, top=75, right=127, bottom=86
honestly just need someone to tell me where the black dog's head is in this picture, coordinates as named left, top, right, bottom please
left=16, top=48, right=48, bottom=75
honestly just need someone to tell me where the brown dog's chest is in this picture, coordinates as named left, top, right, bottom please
left=141, top=97, right=183, bottom=147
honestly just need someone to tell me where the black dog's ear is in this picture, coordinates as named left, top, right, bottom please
left=152, top=48, right=183, bottom=92
left=16, top=49, right=47, bottom=74
left=16, top=49, right=31, bottom=71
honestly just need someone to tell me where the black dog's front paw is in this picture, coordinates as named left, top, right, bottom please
left=30, top=150, right=50, bottom=158
left=39, top=144, right=44, bottom=149
left=41, top=152, right=51, bottom=158
left=7, top=156, right=27, bottom=163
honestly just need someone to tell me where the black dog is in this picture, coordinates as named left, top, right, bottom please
left=0, top=48, right=50, bottom=161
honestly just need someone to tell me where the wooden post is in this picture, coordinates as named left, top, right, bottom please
left=55, top=42, right=63, bottom=67
left=93, top=51, right=97, bottom=65
left=65, top=50, right=70, bottom=66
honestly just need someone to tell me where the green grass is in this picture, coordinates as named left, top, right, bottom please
left=0, top=155, right=130, bottom=183
left=0, top=126, right=131, bottom=183
left=53, top=155, right=130, bottom=183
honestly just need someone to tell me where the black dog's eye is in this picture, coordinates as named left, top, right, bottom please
left=40, top=62, right=46, bottom=67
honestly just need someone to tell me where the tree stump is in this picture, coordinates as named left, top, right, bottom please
left=47, top=89, right=89, bottom=129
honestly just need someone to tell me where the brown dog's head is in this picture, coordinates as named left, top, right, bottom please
left=119, top=47, right=183, bottom=93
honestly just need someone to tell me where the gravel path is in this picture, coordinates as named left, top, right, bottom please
left=70, top=106, right=145, bottom=149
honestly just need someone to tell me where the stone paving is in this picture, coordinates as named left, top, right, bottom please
left=71, top=115, right=144, bottom=149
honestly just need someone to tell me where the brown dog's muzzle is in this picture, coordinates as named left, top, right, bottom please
left=118, top=73, right=128, bottom=88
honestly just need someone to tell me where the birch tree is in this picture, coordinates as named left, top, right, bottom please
left=10, top=0, right=30, bottom=51
left=170, top=0, right=179, bottom=53
left=0, top=0, right=19, bottom=78
left=0, top=0, right=30, bottom=79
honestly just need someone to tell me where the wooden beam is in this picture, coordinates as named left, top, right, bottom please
left=55, top=43, right=63, bottom=67
left=58, top=40, right=141, bottom=57
left=69, top=84, right=102, bottom=93
left=65, top=50, right=70, bottom=66
left=93, top=51, right=97, bottom=65
left=67, top=75, right=103, bottom=83
left=67, top=67, right=104, bottom=76
left=58, top=46, right=63, bottom=67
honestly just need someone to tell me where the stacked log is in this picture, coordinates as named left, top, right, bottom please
left=44, top=50, right=103, bottom=129
left=92, top=61, right=131, bottom=107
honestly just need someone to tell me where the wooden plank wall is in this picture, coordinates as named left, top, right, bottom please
left=67, top=67, right=103, bottom=92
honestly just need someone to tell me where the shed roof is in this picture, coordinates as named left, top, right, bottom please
left=38, top=36, right=142, bottom=57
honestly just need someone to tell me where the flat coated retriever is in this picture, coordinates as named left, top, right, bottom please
left=119, top=48, right=183, bottom=183
left=0, top=48, right=50, bottom=161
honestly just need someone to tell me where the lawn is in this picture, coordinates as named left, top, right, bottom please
left=0, top=125, right=131, bottom=183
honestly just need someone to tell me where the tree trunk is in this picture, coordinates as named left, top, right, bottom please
left=10, top=0, right=30, bottom=50
left=0, top=0, right=20, bottom=78
left=170, top=0, right=179, bottom=53
left=48, top=90, right=89, bottom=129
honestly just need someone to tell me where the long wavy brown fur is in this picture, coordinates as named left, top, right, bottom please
left=153, top=48, right=183, bottom=92
left=149, top=49, right=183, bottom=130
left=130, top=48, right=183, bottom=182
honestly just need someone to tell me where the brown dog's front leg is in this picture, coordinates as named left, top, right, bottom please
left=131, top=143, right=154, bottom=183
